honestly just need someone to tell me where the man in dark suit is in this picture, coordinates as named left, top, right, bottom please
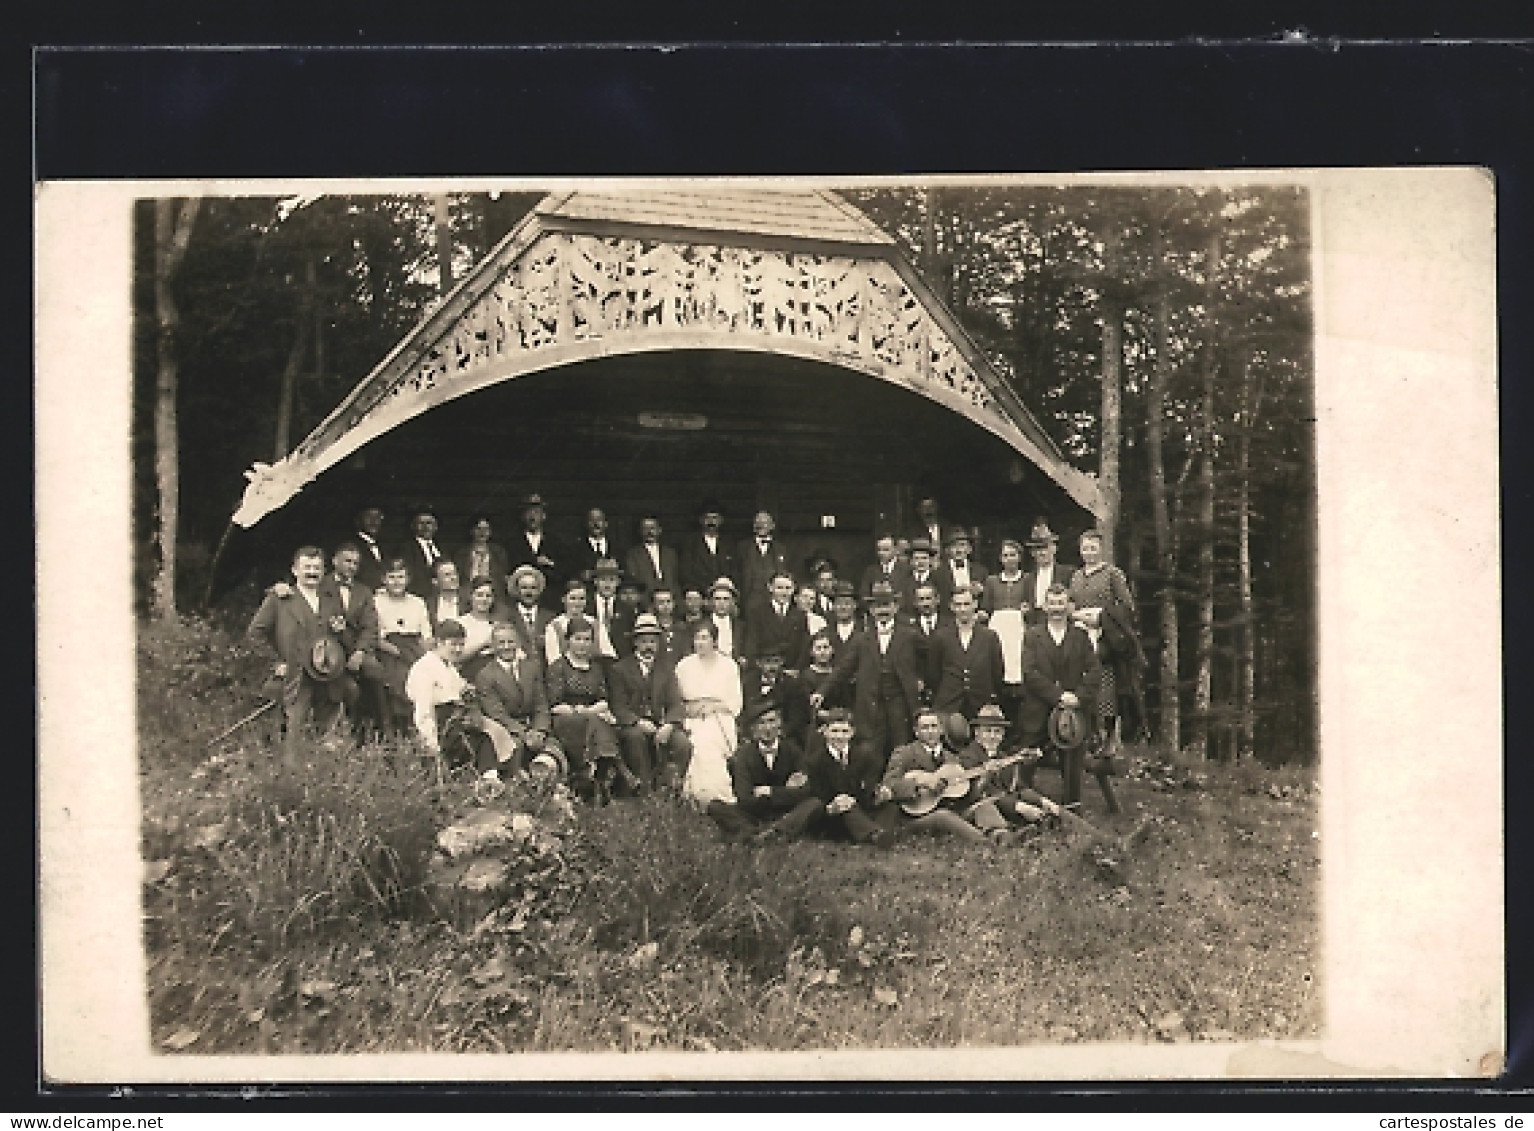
left=935, top=527, right=989, bottom=607
left=1022, top=519, right=1076, bottom=627
left=742, top=571, right=811, bottom=670
left=608, top=614, right=691, bottom=790
left=679, top=499, right=739, bottom=598
left=507, top=493, right=566, bottom=608
left=905, top=495, right=946, bottom=557
left=451, top=515, right=512, bottom=612
left=740, top=643, right=812, bottom=743
left=823, top=581, right=865, bottom=662
left=905, top=538, right=940, bottom=615
left=349, top=506, right=388, bottom=592
left=587, top=558, right=630, bottom=663
left=569, top=507, right=623, bottom=588
left=504, top=564, right=556, bottom=666
left=318, top=542, right=388, bottom=734
left=801, top=709, right=896, bottom=846
left=858, top=534, right=915, bottom=611
left=647, top=586, right=690, bottom=667
left=814, top=581, right=921, bottom=767
left=248, top=545, right=351, bottom=762
left=738, top=509, right=794, bottom=607
left=708, top=703, right=822, bottom=842
left=474, top=622, right=566, bottom=777
left=810, top=561, right=840, bottom=622
left=927, top=588, right=1006, bottom=728
left=905, top=581, right=953, bottom=678
left=399, top=508, right=447, bottom=600
left=624, top=514, right=681, bottom=599
left=1020, top=584, right=1101, bottom=804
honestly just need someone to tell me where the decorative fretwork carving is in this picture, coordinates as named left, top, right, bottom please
left=388, top=233, right=995, bottom=414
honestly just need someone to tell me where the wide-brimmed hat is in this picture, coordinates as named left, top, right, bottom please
left=753, top=641, right=788, bottom=661
left=508, top=564, right=546, bottom=592
left=708, top=576, right=738, bottom=598
left=1049, top=704, right=1092, bottom=751
left=970, top=702, right=1011, bottom=730
left=832, top=580, right=857, bottom=600
left=1026, top=520, right=1059, bottom=549
left=907, top=536, right=935, bottom=556
left=520, top=492, right=545, bottom=509
left=631, top=613, right=664, bottom=637
left=868, top=580, right=898, bottom=605
left=591, top=558, right=623, bottom=579
left=946, top=526, right=973, bottom=547
left=741, top=698, right=783, bottom=729
left=303, top=636, right=348, bottom=682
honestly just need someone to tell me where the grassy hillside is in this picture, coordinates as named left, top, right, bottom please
left=138, top=617, right=1319, bottom=1054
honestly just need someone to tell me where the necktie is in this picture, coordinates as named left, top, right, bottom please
left=428, top=541, right=440, bottom=562
left=339, top=583, right=351, bottom=609
left=924, top=616, right=934, bottom=634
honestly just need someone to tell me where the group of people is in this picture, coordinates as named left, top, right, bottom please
left=246, top=492, right=1145, bottom=846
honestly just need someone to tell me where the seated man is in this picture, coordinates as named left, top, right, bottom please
left=962, top=702, right=1093, bottom=833
left=879, top=707, right=992, bottom=843
left=248, top=545, right=353, bottom=763
left=404, top=620, right=518, bottom=779
left=801, top=709, right=896, bottom=848
left=473, top=622, right=568, bottom=778
left=317, top=542, right=390, bottom=737
left=609, top=613, right=692, bottom=790
left=707, top=703, right=822, bottom=842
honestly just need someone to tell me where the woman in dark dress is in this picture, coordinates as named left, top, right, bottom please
left=545, top=616, right=632, bottom=799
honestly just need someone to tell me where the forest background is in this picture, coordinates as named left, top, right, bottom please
left=134, top=184, right=1315, bottom=765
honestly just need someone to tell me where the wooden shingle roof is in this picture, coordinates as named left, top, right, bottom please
left=537, top=188, right=895, bottom=248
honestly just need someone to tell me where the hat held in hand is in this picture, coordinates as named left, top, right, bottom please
left=1048, top=703, right=1091, bottom=752
left=304, top=636, right=348, bottom=682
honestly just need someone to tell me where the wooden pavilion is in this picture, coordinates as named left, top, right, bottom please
left=229, top=187, right=1100, bottom=581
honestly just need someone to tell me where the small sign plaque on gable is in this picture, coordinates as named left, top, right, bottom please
left=638, top=412, right=708, bottom=431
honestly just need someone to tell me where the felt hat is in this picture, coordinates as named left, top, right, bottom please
left=709, top=576, right=738, bottom=598
left=303, top=636, right=348, bottom=683
left=942, top=712, right=971, bottom=747
left=520, top=492, right=545, bottom=509
left=868, top=580, right=897, bottom=605
left=631, top=613, right=664, bottom=637
left=970, top=702, right=1011, bottom=730
left=907, top=536, right=935, bottom=556
left=564, top=615, right=595, bottom=639
left=1048, top=704, right=1092, bottom=752
left=754, top=641, right=788, bottom=661
left=1026, top=520, right=1060, bottom=548
left=946, top=526, right=973, bottom=547
left=741, top=698, right=783, bottom=729
left=591, top=558, right=623, bottom=579
left=832, top=580, right=857, bottom=600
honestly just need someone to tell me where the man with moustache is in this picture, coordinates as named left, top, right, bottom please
left=679, top=500, right=738, bottom=597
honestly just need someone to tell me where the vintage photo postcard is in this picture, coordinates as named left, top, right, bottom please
left=35, top=168, right=1501, bottom=1083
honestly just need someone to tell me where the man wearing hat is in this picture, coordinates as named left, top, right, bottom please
left=905, top=537, right=939, bottom=614
left=813, top=579, right=921, bottom=766
left=740, top=641, right=811, bottom=743
left=716, top=702, right=822, bottom=842
left=1020, top=584, right=1101, bottom=807
left=936, top=526, right=988, bottom=607
left=609, top=612, right=691, bottom=789
left=587, top=558, right=628, bottom=662
left=505, top=564, right=556, bottom=665
left=507, top=493, right=566, bottom=608
left=961, top=703, right=1092, bottom=834
left=248, top=545, right=355, bottom=763
left=824, top=580, right=865, bottom=662
left=679, top=499, right=739, bottom=598
left=706, top=577, right=744, bottom=659
left=1022, top=519, right=1075, bottom=628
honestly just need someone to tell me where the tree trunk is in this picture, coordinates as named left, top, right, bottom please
left=1097, top=222, right=1124, bottom=559
left=1147, top=280, right=1180, bottom=757
left=1236, top=355, right=1262, bottom=761
left=151, top=197, right=202, bottom=622
left=1191, top=224, right=1221, bottom=762
left=434, top=193, right=455, bottom=295
left=274, top=256, right=315, bottom=460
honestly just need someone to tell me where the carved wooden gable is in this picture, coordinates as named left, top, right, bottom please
left=234, top=191, right=1099, bottom=527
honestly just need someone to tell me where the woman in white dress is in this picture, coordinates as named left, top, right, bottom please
left=456, top=577, right=499, bottom=683
left=672, top=619, right=742, bottom=809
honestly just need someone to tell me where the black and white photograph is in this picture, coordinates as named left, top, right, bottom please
left=36, top=170, right=1501, bottom=1082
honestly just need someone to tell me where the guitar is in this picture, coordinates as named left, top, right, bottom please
left=899, top=754, right=1025, bottom=817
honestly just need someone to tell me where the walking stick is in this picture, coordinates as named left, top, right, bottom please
left=207, top=698, right=278, bottom=747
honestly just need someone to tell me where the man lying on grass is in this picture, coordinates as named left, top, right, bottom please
left=404, top=619, right=519, bottom=779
